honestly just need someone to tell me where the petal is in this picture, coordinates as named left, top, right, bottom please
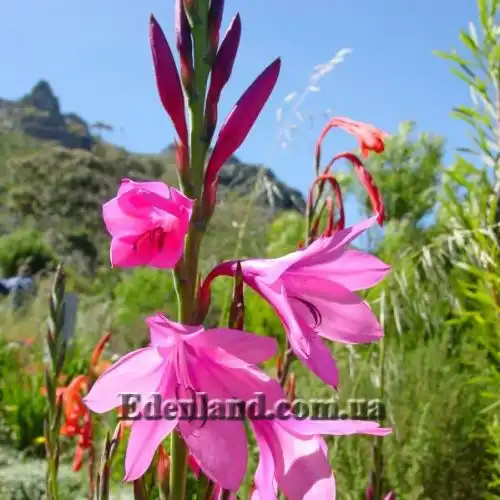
left=290, top=216, right=379, bottom=270
left=252, top=279, right=311, bottom=359
left=288, top=248, right=390, bottom=291
left=109, top=236, right=155, bottom=268
left=179, top=357, right=248, bottom=491
left=146, top=313, right=204, bottom=347
left=191, top=327, right=278, bottom=364
left=258, top=420, right=335, bottom=500
left=251, top=421, right=279, bottom=500
left=84, top=347, right=167, bottom=413
left=242, top=217, right=379, bottom=286
left=279, top=418, right=392, bottom=438
left=289, top=279, right=383, bottom=344
left=147, top=230, right=186, bottom=269
left=124, top=413, right=178, bottom=481
left=292, top=334, right=339, bottom=388
left=102, top=198, right=151, bottom=237
left=201, top=353, right=285, bottom=414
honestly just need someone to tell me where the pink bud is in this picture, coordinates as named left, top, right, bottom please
left=204, top=57, right=281, bottom=193
left=204, top=14, right=241, bottom=142
left=175, top=0, right=194, bottom=94
left=207, top=0, right=224, bottom=55
left=149, top=14, right=188, bottom=147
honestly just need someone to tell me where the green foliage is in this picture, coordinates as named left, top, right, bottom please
left=0, top=339, right=46, bottom=456
left=0, top=229, right=55, bottom=277
left=112, top=268, right=178, bottom=328
left=360, top=121, right=444, bottom=225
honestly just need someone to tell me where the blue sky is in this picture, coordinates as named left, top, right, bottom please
left=1, top=1, right=475, bottom=198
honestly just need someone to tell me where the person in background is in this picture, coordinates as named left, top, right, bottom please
left=0, top=259, right=37, bottom=311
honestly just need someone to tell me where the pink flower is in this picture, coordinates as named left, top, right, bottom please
left=102, top=179, right=194, bottom=268
left=202, top=217, right=390, bottom=387
left=203, top=58, right=281, bottom=212
left=250, top=418, right=391, bottom=500
left=83, top=313, right=280, bottom=489
left=150, top=14, right=189, bottom=147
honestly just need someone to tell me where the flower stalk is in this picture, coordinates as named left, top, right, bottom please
left=44, top=263, right=67, bottom=500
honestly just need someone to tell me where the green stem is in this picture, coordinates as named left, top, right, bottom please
left=188, top=0, right=211, bottom=196
left=169, top=4, right=211, bottom=498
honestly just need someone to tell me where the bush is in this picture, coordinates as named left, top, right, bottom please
left=0, top=229, right=55, bottom=277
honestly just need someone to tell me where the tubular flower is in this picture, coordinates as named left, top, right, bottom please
left=315, top=117, right=388, bottom=173
left=55, top=375, right=94, bottom=472
left=102, top=179, right=194, bottom=268
left=84, top=313, right=280, bottom=489
left=201, top=217, right=390, bottom=388
left=150, top=14, right=189, bottom=147
left=203, top=58, right=281, bottom=212
left=250, top=418, right=391, bottom=500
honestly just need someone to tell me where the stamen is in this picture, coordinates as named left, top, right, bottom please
left=291, top=296, right=322, bottom=328
left=133, top=227, right=167, bottom=254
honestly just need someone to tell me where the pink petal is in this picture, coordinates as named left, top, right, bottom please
left=125, top=420, right=177, bottom=481
left=280, top=418, right=392, bottom=438
left=288, top=248, right=390, bottom=291
left=289, top=279, right=383, bottom=344
left=179, top=357, right=248, bottom=491
left=289, top=216, right=379, bottom=271
left=84, top=347, right=167, bottom=413
left=146, top=313, right=204, bottom=346
left=252, top=280, right=311, bottom=359
left=292, top=333, right=339, bottom=388
left=201, top=353, right=285, bottom=414
left=191, top=327, right=278, bottom=364
left=124, top=381, right=178, bottom=481
left=109, top=236, right=156, bottom=267
left=102, top=198, right=151, bottom=237
left=251, top=421, right=279, bottom=500
left=243, top=217, right=379, bottom=287
left=256, top=420, right=335, bottom=500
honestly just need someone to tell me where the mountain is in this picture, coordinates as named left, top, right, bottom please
left=0, top=81, right=305, bottom=278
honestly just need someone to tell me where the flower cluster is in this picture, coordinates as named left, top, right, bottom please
left=83, top=2, right=392, bottom=499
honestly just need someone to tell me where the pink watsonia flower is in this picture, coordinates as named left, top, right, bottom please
left=315, top=117, right=389, bottom=171
left=203, top=58, right=281, bottom=213
left=200, top=217, right=390, bottom=388
left=102, top=179, right=194, bottom=268
left=150, top=14, right=189, bottom=147
left=204, top=14, right=242, bottom=143
left=250, top=418, right=391, bottom=500
left=83, top=313, right=280, bottom=489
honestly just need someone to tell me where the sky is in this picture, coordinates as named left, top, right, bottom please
left=0, top=1, right=477, bottom=199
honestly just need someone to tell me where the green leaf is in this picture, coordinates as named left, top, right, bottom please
left=459, top=31, right=479, bottom=54
left=478, top=0, right=488, bottom=30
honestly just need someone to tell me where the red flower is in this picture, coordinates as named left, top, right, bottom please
left=315, top=117, right=388, bottom=172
